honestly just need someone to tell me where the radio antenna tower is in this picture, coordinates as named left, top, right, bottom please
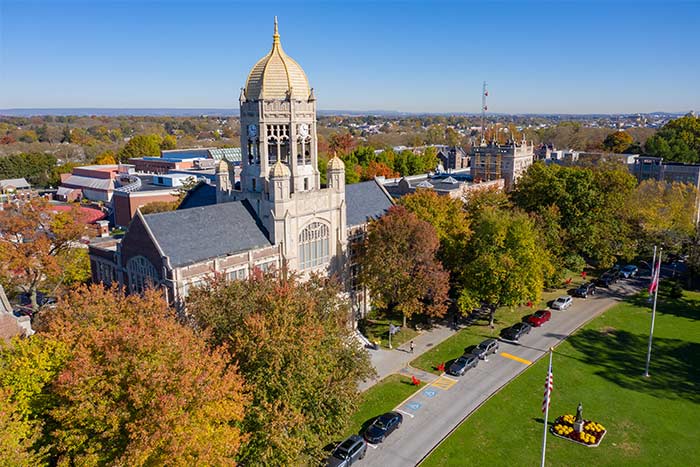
left=481, top=81, right=488, bottom=145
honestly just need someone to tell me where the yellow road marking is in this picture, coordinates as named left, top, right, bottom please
left=430, top=375, right=457, bottom=390
left=500, top=352, right=532, bottom=365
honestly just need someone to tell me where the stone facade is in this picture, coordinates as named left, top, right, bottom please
left=470, top=139, right=534, bottom=190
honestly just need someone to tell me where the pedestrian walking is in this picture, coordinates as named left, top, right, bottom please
left=410, top=340, right=415, bottom=353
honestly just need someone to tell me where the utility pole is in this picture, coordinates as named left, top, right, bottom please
left=481, top=81, right=488, bottom=144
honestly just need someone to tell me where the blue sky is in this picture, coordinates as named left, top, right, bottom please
left=1, top=0, right=698, bottom=113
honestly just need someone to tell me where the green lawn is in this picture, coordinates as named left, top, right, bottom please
left=411, top=274, right=590, bottom=374
left=359, top=316, right=418, bottom=349
left=345, top=374, right=424, bottom=438
left=422, top=290, right=700, bottom=466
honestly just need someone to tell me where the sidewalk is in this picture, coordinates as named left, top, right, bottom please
left=359, top=324, right=456, bottom=391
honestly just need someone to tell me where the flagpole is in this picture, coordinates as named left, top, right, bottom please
left=541, top=348, right=553, bottom=467
left=644, top=248, right=662, bottom=377
left=650, top=246, right=657, bottom=287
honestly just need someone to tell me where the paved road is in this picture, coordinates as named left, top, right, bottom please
left=361, top=278, right=642, bottom=467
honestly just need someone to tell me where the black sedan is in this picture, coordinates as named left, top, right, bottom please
left=500, top=322, right=532, bottom=342
left=364, top=411, right=403, bottom=444
left=447, top=353, right=479, bottom=376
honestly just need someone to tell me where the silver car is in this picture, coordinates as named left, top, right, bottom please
left=551, top=295, right=573, bottom=310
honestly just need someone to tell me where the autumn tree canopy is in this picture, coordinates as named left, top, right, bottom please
left=358, top=205, right=450, bottom=326
left=602, top=130, right=634, bottom=153
left=399, top=189, right=472, bottom=276
left=0, top=285, right=248, bottom=466
left=187, top=273, right=374, bottom=465
left=0, top=198, right=87, bottom=308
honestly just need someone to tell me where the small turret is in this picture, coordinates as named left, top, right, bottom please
left=269, top=159, right=291, bottom=200
left=327, top=155, right=345, bottom=192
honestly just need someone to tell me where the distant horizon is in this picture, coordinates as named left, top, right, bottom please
left=0, top=107, right=692, bottom=118
left=1, top=1, right=699, bottom=113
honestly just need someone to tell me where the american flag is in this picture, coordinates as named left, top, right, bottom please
left=649, top=258, right=662, bottom=295
left=542, top=362, right=553, bottom=413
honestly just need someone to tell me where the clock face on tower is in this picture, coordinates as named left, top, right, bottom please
left=247, top=124, right=258, bottom=138
left=298, top=123, right=309, bottom=137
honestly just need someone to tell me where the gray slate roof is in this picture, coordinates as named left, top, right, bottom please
left=142, top=200, right=271, bottom=267
left=345, top=180, right=394, bottom=227
left=178, top=182, right=217, bottom=210
left=0, top=178, right=31, bottom=190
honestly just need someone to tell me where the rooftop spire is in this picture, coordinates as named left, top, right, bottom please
left=273, top=16, right=280, bottom=44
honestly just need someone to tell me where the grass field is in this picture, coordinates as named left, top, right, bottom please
left=421, top=290, right=700, bottom=466
left=344, top=374, right=425, bottom=438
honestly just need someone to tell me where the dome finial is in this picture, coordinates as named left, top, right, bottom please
left=273, top=16, right=280, bottom=44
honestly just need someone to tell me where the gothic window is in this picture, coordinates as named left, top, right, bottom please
left=248, top=138, right=259, bottom=164
left=267, top=124, right=289, bottom=164
left=297, top=135, right=312, bottom=165
left=126, top=256, right=158, bottom=294
left=298, top=222, right=330, bottom=270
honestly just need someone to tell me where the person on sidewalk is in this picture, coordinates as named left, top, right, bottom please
left=410, top=340, right=415, bottom=353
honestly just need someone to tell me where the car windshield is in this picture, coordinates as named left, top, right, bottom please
left=333, top=448, right=350, bottom=459
left=456, top=357, right=467, bottom=364
left=555, top=298, right=565, bottom=303
left=535, top=311, right=545, bottom=317
left=479, top=340, right=492, bottom=349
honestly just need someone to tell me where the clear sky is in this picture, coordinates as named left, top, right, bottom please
left=1, top=0, right=698, bottom=114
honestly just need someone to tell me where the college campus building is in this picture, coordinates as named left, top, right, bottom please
left=88, top=19, right=393, bottom=318
left=470, top=138, right=535, bottom=190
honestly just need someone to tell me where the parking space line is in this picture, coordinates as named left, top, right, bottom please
left=440, top=374, right=459, bottom=383
left=367, top=442, right=378, bottom=449
left=499, top=352, right=532, bottom=365
left=430, top=375, right=457, bottom=390
left=396, top=409, right=415, bottom=418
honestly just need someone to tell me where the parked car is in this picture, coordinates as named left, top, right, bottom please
left=500, top=322, right=532, bottom=342
left=364, top=411, right=403, bottom=444
left=447, top=353, right=479, bottom=376
left=470, top=338, right=499, bottom=360
left=620, top=265, right=638, bottom=278
left=596, top=272, right=617, bottom=288
left=551, top=295, right=573, bottom=310
left=526, top=309, right=552, bottom=327
left=573, top=282, right=596, bottom=298
left=326, top=435, right=367, bottom=467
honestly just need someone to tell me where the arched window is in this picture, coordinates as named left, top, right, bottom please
left=126, top=256, right=159, bottom=293
left=298, top=222, right=330, bottom=270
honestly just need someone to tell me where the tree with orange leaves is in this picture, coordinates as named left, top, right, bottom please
left=0, top=198, right=86, bottom=309
left=358, top=205, right=450, bottom=327
left=37, top=285, right=248, bottom=465
left=361, top=160, right=399, bottom=181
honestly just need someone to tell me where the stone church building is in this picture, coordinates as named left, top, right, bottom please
left=88, top=19, right=393, bottom=316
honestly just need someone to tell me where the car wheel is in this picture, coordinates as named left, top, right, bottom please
left=360, top=448, right=366, bottom=460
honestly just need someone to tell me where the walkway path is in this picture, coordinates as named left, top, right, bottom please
left=359, top=324, right=456, bottom=391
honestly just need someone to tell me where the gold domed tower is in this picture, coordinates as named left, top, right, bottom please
left=239, top=17, right=318, bottom=196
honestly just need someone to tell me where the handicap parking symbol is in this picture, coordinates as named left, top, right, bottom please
left=406, top=401, right=422, bottom=411
left=423, top=388, right=438, bottom=398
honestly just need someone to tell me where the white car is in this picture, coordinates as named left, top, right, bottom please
left=551, top=295, right=573, bottom=310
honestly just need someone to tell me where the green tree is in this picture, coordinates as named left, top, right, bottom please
left=116, top=134, right=163, bottom=162
left=0, top=337, right=69, bottom=466
left=160, top=134, right=177, bottom=150
left=512, top=162, right=637, bottom=268
left=458, top=207, right=553, bottom=313
left=187, top=274, right=373, bottom=465
left=358, top=205, right=450, bottom=326
left=645, top=114, right=700, bottom=163
left=627, top=180, right=698, bottom=254
left=399, top=189, right=471, bottom=275
left=602, top=130, right=634, bottom=153
left=0, top=153, right=57, bottom=187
